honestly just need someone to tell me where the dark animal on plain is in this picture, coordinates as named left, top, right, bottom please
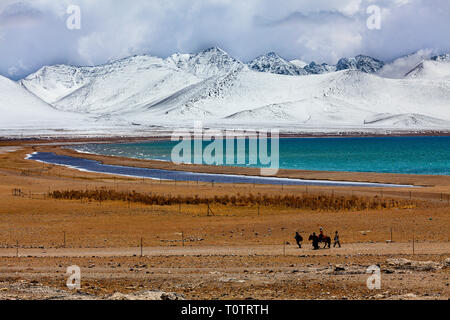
left=318, top=233, right=331, bottom=249
left=308, top=233, right=320, bottom=250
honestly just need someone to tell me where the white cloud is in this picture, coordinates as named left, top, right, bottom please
left=0, top=0, right=449, bottom=79
left=7, top=59, right=28, bottom=76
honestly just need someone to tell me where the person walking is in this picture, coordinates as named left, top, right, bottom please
left=334, top=231, right=341, bottom=248
left=311, top=232, right=319, bottom=250
left=294, top=232, right=303, bottom=248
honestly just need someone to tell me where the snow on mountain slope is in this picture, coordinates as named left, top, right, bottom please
left=20, top=64, right=90, bottom=104
left=315, top=71, right=450, bottom=122
left=0, top=75, right=87, bottom=128
left=126, top=69, right=450, bottom=129
left=363, top=113, right=450, bottom=127
left=21, top=55, right=202, bottom=114
left=225, top=97, right=374, bottom=126
left=290, top=59, right=308, bottom=68
left=166, top=47, right=246, bottom=79
left=247, top=52, right=307, bottom=76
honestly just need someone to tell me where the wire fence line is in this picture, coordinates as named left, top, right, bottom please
left=1, top=227, right=431, bottom=256
left=4, top=182, right=447, bottom=254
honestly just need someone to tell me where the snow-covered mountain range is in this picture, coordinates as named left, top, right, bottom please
left=1, top=47, right=449, bottom=136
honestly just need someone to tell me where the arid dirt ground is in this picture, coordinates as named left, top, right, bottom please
left=0, top=140, right=448, bottom=300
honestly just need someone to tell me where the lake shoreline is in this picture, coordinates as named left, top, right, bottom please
left=17, top=143, right=449, bottom=188
left=2, top=130, right=450, bottom=146
left=27, top=151, right=416, bottom=188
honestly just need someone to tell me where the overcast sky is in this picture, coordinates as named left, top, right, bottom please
left=1, top=0, right=449, bottom=79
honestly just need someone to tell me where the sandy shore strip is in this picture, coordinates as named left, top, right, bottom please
left=0, top=146, right=22, bottom=154
left=1, top=242, right=449, bottom=258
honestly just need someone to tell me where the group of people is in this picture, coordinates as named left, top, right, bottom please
left=294, top=227, right=341, bottom=250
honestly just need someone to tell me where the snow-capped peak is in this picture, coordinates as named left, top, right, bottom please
left=201, top=46, right=228, bottom=55
left=303, top=61, right=336, bottom=74
left=20, top=54, right=174, bottom=105
left=336, top=55, right=384, bottom=73
left=247, top=52, right=307, bottom=76
left=166, top=46, right=245, bottom=79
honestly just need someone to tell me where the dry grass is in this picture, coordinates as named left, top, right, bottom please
left=50, top=189, right=417, bottom=211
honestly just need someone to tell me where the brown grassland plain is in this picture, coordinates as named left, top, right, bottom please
left=0, top=140, right=448, bottom=300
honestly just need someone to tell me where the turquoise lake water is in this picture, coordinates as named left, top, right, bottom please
left=71, top=136, right=450, bottom=175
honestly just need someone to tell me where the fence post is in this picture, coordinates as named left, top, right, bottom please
left=140, top=237, right=143, bottom=257
left=16, top=240, right=19, bottom=258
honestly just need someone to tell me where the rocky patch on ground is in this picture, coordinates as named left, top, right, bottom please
left=0, top=280, right=184, bottom=300
left=108, top=290, right=185, bottom=300
left=385, top=258, right=447, bottom=271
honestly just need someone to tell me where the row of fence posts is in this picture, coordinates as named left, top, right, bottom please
left=10, top=226, right=423, bottom=258
left=6, top=181, right=444, bottom=258
left=11, top=188, right=22, bottom=196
